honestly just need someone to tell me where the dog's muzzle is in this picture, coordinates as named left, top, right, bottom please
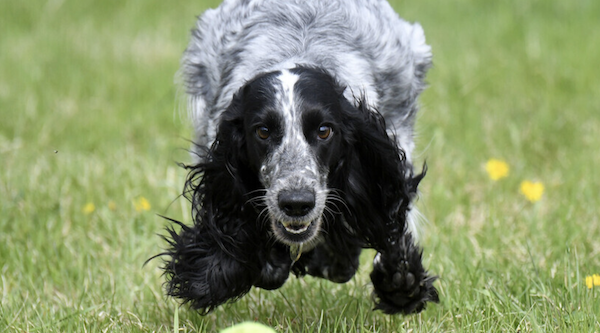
left=275, top=188, right=318, bottom=240
left=260, top=142, right=326, bottom=248
left=278, top=189, right=315, bottom=219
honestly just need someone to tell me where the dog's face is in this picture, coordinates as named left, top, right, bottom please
left=236, top=68, right=346, bottom=246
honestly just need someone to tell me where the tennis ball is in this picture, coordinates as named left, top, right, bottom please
left=220, top=321, right=276, bottom=333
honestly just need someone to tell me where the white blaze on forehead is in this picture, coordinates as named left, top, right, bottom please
left=261, top=69, right=329, bottom=244
left=276, top=69, right=299, bottom=121
left=275, top=70, right=305, bottom=146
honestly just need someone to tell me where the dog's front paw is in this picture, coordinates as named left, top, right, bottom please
left=370, top=248, right=439, bottom=315
left=254, top=245, right=292, bottom=290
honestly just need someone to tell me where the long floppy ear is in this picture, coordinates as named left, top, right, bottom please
left=330, top=97, right=423, bottom=251
left=330, top=97, right=438, bottom=314
left=160, top=91, right=263, bottom=313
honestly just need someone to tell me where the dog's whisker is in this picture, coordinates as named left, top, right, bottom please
left=245, top=195, right=267, bottom=207
left=245, top=189, right=267, bottom=197
left=326, top=194, right=350, bottom=215
left=322, top=207, right=336, bottom=228
left=256, top=206, right=272, bottom=229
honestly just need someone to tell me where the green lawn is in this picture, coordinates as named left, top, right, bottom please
left=1, top=0, right=599, bottom=332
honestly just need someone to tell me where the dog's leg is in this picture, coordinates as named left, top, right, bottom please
left=295, top=241, right=362, bottom=283
left=254, top=243, right=293, bottom=290
left=370, top=231, right=439, bottom=314
left=163, top=221, right=260, bottom=313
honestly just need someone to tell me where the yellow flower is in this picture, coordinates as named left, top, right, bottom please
left=520, top=180, right=544, bottom=202
left=108, top=201, right=117, bottom=211
left=586, top=274, right=600, bottom=289
left=485, top=159, right=509, bottom=181
left=82, top=202, right=95, bottom=214
left=134, top=196, right=151, bottom=212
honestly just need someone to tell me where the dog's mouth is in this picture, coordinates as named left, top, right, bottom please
left=273, top=219, right=319, bottom=245
left=281, top=221, right=312, bottom=234
left=274, top=220, right=320, bottom=261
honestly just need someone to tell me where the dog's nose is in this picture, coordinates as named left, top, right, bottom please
left=278, top=189, right=315, bottom=217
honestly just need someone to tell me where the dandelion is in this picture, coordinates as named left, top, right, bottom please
left=485, top=159, right=509, bottom=181
left=82, top=202, right=96, bottom=214
left=586, top=274, right=600, bottom=289
left=134, top=196, right=151, bottom=212
left=520, top=180, right=544, bottom=202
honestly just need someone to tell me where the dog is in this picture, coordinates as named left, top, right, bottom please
left=159, top=0, right=439, bottom=315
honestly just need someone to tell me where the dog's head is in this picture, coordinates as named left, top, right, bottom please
left=199, top=66, right=415, bottom=250
left=237, top=68, right=346, bottom=246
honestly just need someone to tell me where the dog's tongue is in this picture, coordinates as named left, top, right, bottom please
left=290, top=244, right=303, bottom=262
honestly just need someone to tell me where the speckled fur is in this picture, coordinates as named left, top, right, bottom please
left=158, top=0, right=438, bottom=315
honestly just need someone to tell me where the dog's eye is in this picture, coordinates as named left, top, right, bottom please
left=256, top=126, right=270, bottom=140
left=317, top=125, right=332, bottom=140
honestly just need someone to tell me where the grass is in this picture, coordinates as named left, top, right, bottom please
left=1, top=0, right=599, bottom=331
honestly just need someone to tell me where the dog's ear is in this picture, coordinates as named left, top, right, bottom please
left=204, top=89, right=257, bottom=192
left=331, top=97, right=424, bottom=252
left=188, top=88, right=258, bottom=226
left=333, top=99, right=438, bottom=315
left=162, top=91, right=263, bottom=313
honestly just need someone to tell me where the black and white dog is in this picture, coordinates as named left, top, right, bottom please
left=160, top=0, right=438, bottom=315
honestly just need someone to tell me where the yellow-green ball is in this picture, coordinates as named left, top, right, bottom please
left=220, top=321, right=276, bottom=333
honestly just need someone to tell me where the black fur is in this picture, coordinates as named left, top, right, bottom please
left=157, top=67, right=438, bottom=315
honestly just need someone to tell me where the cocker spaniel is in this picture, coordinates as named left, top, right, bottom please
left=159, top=0, right=439, bottom=315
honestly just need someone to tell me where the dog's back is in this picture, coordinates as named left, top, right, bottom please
left=183, top=0, right=431, bottom=160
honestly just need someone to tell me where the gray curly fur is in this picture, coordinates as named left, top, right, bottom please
left=182, top=0, right=431, bottom=159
